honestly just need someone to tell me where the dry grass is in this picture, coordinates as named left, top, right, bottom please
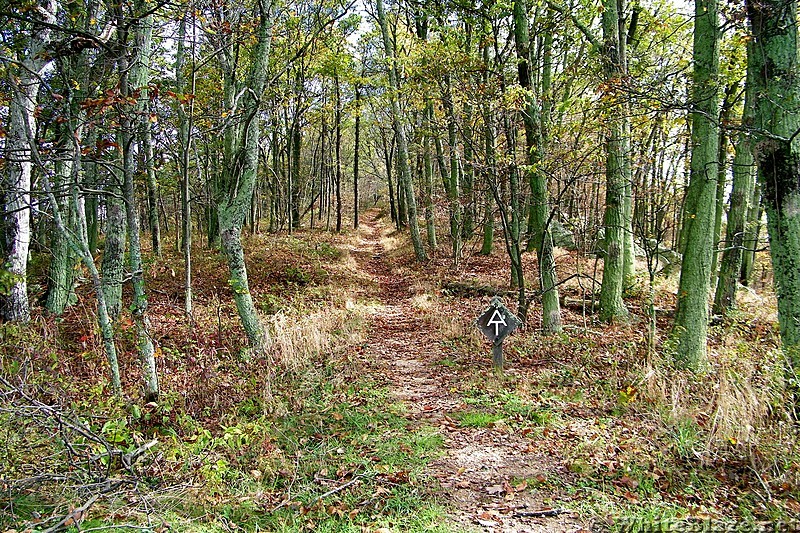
left=264, top=305, right=368, bottom=372
left=707, top=357, right=775, bottom=447
left=642, top=342, right=786, bottom=465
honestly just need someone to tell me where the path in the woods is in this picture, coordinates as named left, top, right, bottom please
left=348, top=210, right=586, bottom=533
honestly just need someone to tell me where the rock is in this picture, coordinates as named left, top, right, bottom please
left=550, top=218, right=576, bottom=250
left=640, top=238, right=682, bottom=274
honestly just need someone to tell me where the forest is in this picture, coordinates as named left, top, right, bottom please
left=1, top=0, right=800, bottom=529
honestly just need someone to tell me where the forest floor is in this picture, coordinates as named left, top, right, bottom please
left=2, top=207, right=799, bottom=532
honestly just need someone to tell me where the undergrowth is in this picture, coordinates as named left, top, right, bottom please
left=0, top=229, right=450, bottom=532
left=2, top=216, right=799, bottom=532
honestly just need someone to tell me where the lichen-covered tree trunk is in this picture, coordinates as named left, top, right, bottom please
left=45, top=47, right=87, bottom=316
left=746, top=0, right=800, bottom=369
left=134, top=12, right=161, bottom=256
left=714, top=65, right=755, bottom=316
left=2, top=0, right=54, bottom=322
left=45, top=129, right=78, bottom=315
left=216, top=0, right=274, bottom=350
left=599, top=0, right=631, bottom=323
left=710, top=84, right=738, bottom=295
left=740, top=182, right=761, bottom=285
left=513, top=0, right=560, bottom=331
left=600, top=118, right=630, bottom=322
left=101, top=171, right=126, bottom=322
left=672, top=0, right=720, bottom=369
left=377, top=0, right=427, bottom=262
left=122, top=11, right=159, bottom=400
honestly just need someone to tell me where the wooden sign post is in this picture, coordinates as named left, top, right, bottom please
left=476, top=296, right=521, bottom=373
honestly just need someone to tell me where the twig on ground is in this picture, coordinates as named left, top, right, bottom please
left=315, top=473, right=369, bottom=501
left=270, top=472, right=370, bottom=513
left=41, top=493, right=100, bottom=533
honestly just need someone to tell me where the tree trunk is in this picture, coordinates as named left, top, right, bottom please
left=480, top=39, right=495, bottom=256
left=381, top=130, right=399, bottom=226
left=498, top=113, right=527, bottom=321
left=291, top=116, right=302, bottom=229
left=740, top=182, right=761, bottom=285
left=134, top=12, right=161, bottom=257
left=45, top=118, right=79, bottom=316
left=461, top=24, right=476, bottom=241
left=101, top=171, right=127, bottom=322
left=513, top=0, right=559, bottom=330
left=121, top=6, right=159, bottom=400
left=2, top=0, right=55, bottom=322
left=714, top=65, right=755, bottom=316
left=377, top=0, right=427, bottom=262
left=746, top=0, right=800, bottom=370
left=334, top=71, right=343, bottom=233
left=353, top=85, right=361, bottom=229
left=710, top=83, right=738, bottom=294
left=672, top=0, right=720, bottom=369
left=599, top=0, right=631, bottom=322
left=416, top=12, right=436, bottom=250
left=216, top=0, right=273, bottom=351
left=424, top=104, right=437, bottom=250
left=176, top=13, right=194, bottom=315
left=443, top=73, right=462, bottom=265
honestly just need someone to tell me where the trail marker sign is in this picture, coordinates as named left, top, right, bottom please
left=476, top=297, right=521, bottom=372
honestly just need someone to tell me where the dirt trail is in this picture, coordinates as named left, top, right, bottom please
left=348, top=211, right=587, bottom=533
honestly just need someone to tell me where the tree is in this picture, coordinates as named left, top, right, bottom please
left=175, top=10, right=195, bottom=315
left=714, top=51, right=755, bottom=316
left=133, top=9, right=161, bottom=257
left=598, top=0, right=632, bottom=323
left=376, top=0, right=427, bottom=262
left=120, top=0, right=159, bottom=399
left=746, top=0, right=800, bottom=373
left=45, top=41, right=88, bottom=316
left=1, top=0, right=55, bottom=322
left=671, top=0, right=720, bottom=369
left=213, top=0, right=275, bottom=350
left=513, top=0, right=561, bottom=330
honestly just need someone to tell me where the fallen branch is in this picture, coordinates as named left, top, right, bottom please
left=315, top=473, right=368, bottom=501
left=441, top=281, right=511, bottom=298
left=122, top=439, right=159, bottom=472
left=41, top=493, right=100, bottom=533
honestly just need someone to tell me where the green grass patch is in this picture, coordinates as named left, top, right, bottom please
left=454, top=410, right=504, bottom=428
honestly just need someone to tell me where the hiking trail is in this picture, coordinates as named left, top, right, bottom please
left=347, top=210, right=587, bottom=533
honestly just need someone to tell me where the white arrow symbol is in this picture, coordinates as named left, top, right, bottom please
left=487, top=309, right=507, bottom=337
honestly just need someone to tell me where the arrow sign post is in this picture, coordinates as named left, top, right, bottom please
left=476, top=296, right=521, bottom=373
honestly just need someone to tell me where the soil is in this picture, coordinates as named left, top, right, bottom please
left=348, top=210, right=590, bottom=533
